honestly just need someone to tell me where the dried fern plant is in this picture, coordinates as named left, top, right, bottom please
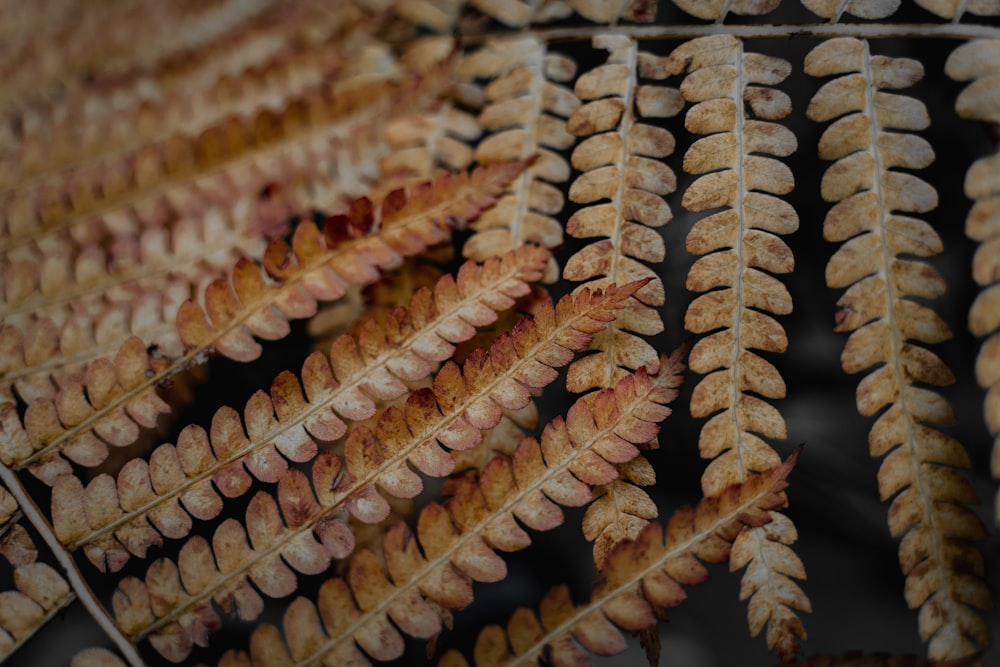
left=0, top=1, right=999, bottom=666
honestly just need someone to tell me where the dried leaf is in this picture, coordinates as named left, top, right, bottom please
left=114, top=282, right=643, bottom=660
left=53, top=245, right=549, bottom=572
left=807, top=37, right=992, bottom=662
left=563, top=33, right=680, bottom=393
left=671, top=33, right=807, bottom=660
left=211, top=354, right=684, bottom=666
left=461, top=36, right=579, bottom=282
left=453, top=453, right=799, bottom=666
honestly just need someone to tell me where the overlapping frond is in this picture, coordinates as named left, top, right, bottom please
left=0, top=0, right=277, bottom=113
left=0, top=47, right=443, bottom=259
left=0, top=41, right=454, bottom=450
left=111, top=282, right=643, bottom=661
left=0, top=523, right=74, bottom=662
left=914, top=0, right=1000, bottom=19
left=563, top=33, right=680, bottom=392
left=672, top=0, right=780, bottom=21
left=438, top=452, right=799, bottom=667
left=946, top=39, right=1000, bottom=525
left=663, top=33, right=808, bottom=659
left=0, top=5, right=998, bottom=665
left=806, top=37, right=992, bottom=660
left=69, top=647, right=128, bottom=667
left=459, top=35, right=579, bottom=282
left=381, top=105, right=480, bottom=180
left=50, top=245, right=549, bottom=572
left=0, top=213, right=264, bottom=405
left=558, top=33, right=682, bottom=573
left=488, top=0, right=663, bottom=28
left=1, top=0, right=357, bottom=189
left=801, top=1, right=901, bottom=20
left=8, top=162, right=522, bottom=481
left=204, top=351, right=684, bottom=667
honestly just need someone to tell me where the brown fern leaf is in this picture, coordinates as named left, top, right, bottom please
left=381, top=105, right=481, bottom=180
left=662, top=33, right=809, bottom=660
left=0, top=0, right=277, bottom=114
left=0, top=214, right=268, bottom=407
left=801, top=1, right=901, bottom=20
left=0, top=51, right=446, bottom=261
left=439, top=451, right=800, bottom=667
left=11, top=163, right=522, bottom=479
left=50, top=245, right=549, bottom=572
left=198, top=352, right=684, bottom=666
left=672, top=0, right=780, bottom=21
left=574, top=340, right=687, bottom=580
left=914, top=0, right=1000, bottom=19
left=563, top=33, right=681, bottom=393
left=459, top=35, right=580, bottom=282
left=0, top=523, right=74, bottom=663
left=0, top=484, right=17, bottom=537
left=457, top=0, right=566, bottom=28
left=177, top=162, right=525, bottom=363
left=69, top=647, right=128, bottom=667
left=111, top=282, right=643, bottom=660
left=946, top=40, right=1000, bottom=525
left=0, top=48, right=451, bottom=411
left=14, top=336, right=172, bottom=481
left=806, top=37, right=992, bottom=661
left=1, top=1, right=356, bottom=190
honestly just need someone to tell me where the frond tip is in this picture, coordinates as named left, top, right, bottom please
left=112, top=281, right=648, bottom=661
left=440, top=450, right=801, bottom=667
left=209, top=351, right=686, bottom=667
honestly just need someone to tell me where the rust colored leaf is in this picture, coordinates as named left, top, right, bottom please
left=208, top=352, right=684, bottom=666
left=448, top=453, right=799, bottom=666
left=51, top=245, right=549, bottom=572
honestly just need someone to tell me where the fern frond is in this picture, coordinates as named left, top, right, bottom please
left=563, top=33, right=680, bottom=393
left=0, top=46, right=452, bottom=416
left=0, top=0, right=276, bottom=113
left=200, top=351, right=684, bottom=666
left=0, top=484, right=17, bottom=537
left=0, top=214, right=266, bottom=407
left=672, top=0, right=780, bottom=22
left=0, top=52, right=444, bottom=259
left=418, top=0, right=655, bottom=29
left=801, top=0, right=901, bottom=20
left=381, top=105, right=480, bottom=179
left=111, top=282, right=643, bottom=661
left=459, top=35, right=579, bottom=282
left=806, top=37, right=992, bottom=661
left=50, top=245, right=549, bottom=572
left=663, top=33, right=808, bottom=660
left=914, top=0, right=1000, bottom=19
left=0, top=524, right=74, bottom=663
left=1, top=1, right=357, bottom=190
left=9, top=162, right=522, bottom=480
left=439, top=451, right=799, bottom=667
left=69, top=647, right=128, bottom=667
left=946, top=39, right=1000, bottom=525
